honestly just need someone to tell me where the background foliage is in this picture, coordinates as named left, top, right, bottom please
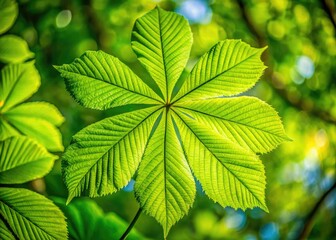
left=5, top=0, right=336, bottom=239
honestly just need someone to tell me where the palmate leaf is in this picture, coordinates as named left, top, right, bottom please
left=0, top=188, right=67, bottom=240
left=0, top=62, right=64, bottom=151
left=58, top=6, right=289, bottom=237
left=0, top=136, right=57, bottom=184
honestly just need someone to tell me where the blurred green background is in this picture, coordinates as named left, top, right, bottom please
left=6, top=0, right=336, bottom=239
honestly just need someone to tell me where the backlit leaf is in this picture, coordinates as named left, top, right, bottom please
left=0, top=136, right=57, bottom=184
left=0, top=188, right=67, bottom=240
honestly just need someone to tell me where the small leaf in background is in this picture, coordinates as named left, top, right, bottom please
left=0, top=0, right=18, bottom=35
left=0, top=62, right=64, bottom=151
left=0, top=136, right=57, bottom=184
left=53, top=197, right=147, bottom=240
left=0, top=188, right=67, bottom=240
left=0, top=35, right=34, bottom=63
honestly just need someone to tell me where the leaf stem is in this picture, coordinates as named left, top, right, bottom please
left=119, top=207, right=143, bottom=240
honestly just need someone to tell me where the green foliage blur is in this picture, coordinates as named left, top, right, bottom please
left=6, top=0, right=336, bottom=239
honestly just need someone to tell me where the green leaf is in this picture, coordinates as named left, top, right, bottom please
left=0, top=218, right=16, bottom=240
left=63, top=106, right=161, bottom=203
left=0, top=187, right=67, bottom=240
left=135, top=109, right=195, bottom=236
left=172, top=40, right=267, bottom=103
left=0, top=63, right=64, bottom=151
left=0, top=62, right=40, bottom=112
left=132, top=6, right=192, bottom=102
left=175, top=97, right=290, bottom=153
left=53, top=197, right=146, bottom=240
left=0, top=0, right=18, bottom=35
left=0, top=136, right=57, bottom=184
left=59, top=7, right=289, bottom=237
left=5, top=102, right=64, bottom=126
left=173, top=109, right=268, bottom=211
left=52, top=197, right=103, bottom=240
left=55, top=50, right=162, bottom=110
left=0, top=35, right=34, bottom=63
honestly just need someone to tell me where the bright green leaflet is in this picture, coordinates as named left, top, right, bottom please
left=57, top=7, right=289, bottom=237
left=0, top=136, right=57, bottom=184
left=0, top=35, right=34, bottom=63
left=0, top=188, right=67, bottom=240
left=53, top=197, right=146, bottom=240
left=0, top=62, right=64, bottom=151
left=0, top=0, right=18, bottom=35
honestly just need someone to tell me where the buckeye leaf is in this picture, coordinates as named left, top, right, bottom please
left=0, top=63, right=64, bottom=151
left=0, top=188, right=67, bottom=240
left=132, top=6, right=192, bottom=102
left=0, top=35, right=34, bottom=63
left=54, top=50, right=162, bottom=110
left=58, top=6, right=289, bottom=237
left=0, top=136, right=57, bottom=184
left=0, top=0, right=18, bottom=35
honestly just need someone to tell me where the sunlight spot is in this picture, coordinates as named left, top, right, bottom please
left=56, top=10, right=72, bottom=28
left=123, top=179, right=134, bottom=192
left=224, top=209, right=246, bottom=230
left=314, top=129, right=327, bottom=148
left=296, top=55, right=314, bottom=78
left=260, top=223, right=279, bottom=240
left=176, top=0, right=212, bottom=24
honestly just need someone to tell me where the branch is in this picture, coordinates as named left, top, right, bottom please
left=296, top=181, right=336, bottom=240
left=120, top=207, right=142, bottom=240
left=236, top=0, right=336, bottom=125
left=321, top=0, right=336, bottom=30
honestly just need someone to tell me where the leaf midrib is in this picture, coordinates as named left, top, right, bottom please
left=157, top=8, right=169, bottom=102
left=173, top=109, right=265, bottom=207
left=172, top=50, right=261, bottom=104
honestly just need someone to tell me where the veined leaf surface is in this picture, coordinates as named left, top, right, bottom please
left=175, top=97, right=290, bottom=153
left=55, top=51, right=162, bottom=110
left=0, top=136, right=57, bottom=184
left=63, top=106, right=161, bottom=203
left=135, top=109, right=195, bottom=236
left=132, top=6, right=192, bottom=102
left=0, top=188, right=67, bottom=240
left=172, top=40, right=267, bottom=103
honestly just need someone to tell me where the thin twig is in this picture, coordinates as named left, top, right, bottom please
left=321, top=0, right=336, bottom=30
left=296, top=181, right=336, bottom=240
left=119, top=208, right=143, bottom=240
left=236, top=0, right=336, bottom=125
